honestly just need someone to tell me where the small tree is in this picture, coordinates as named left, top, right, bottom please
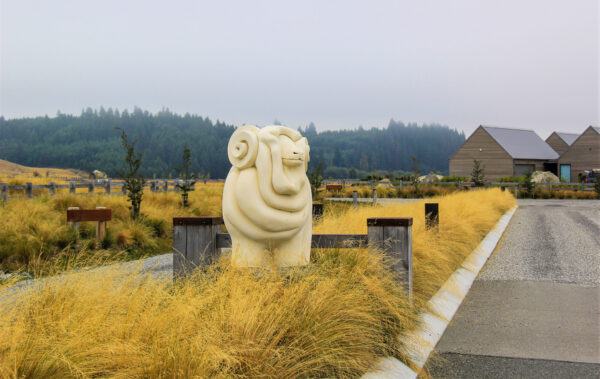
left=471, top=160, right=486, bottom=187
left=410, top=156, right=421, bottom=196
left=594, top=175, right=600, bottom=199
left=116, top=128, right=145, bottom=220
left=523, top=169, right=535, bottom=198
left=175, top=145, right=196, bottom=207
left=348, top=167, right=357, bottom=179
left=308, top=162, right=324, bottom=199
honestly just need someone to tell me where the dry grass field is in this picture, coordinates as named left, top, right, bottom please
left=0, top=183, right=223, bottom=275
left=0, top=159, right=85, bottom=179
left=0, top=187, right=515, bottom=378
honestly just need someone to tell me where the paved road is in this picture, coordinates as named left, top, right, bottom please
left=426, top=200, right=600, bottom=378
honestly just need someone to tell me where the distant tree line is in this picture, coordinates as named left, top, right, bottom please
left=0, top=108, right=465, bottom=178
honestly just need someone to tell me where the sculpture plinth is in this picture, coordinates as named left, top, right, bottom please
left=222, top=125, right=312, bottom=267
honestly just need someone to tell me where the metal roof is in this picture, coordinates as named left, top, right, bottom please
left=555, top=132, right=579, bottom=146
left=481, top=126, right=559, bottom=160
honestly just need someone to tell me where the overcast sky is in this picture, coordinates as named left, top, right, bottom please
left=1, top=0, right=598, bottom=137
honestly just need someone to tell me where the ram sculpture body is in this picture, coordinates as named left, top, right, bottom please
left=223, top=125, right=312, bottom=267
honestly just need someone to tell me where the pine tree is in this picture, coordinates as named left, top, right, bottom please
left=308, top=162, right=324, bottom=198
left=523, top=170, right=535, bottom=197
left=175, top=145, right=196, bottom=207
left=471, top=160, right=486, bottom=187
left=116, top=128, right=145, bottom=220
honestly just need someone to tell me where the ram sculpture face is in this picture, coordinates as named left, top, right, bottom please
left=222, top=125, right=312, bottom=267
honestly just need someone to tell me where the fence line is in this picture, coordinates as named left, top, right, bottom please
left=0, top=179, right=225, bottom=202
left=322, top=178, right=595, bottom=192
left=0, top=177, right=595, bottom=202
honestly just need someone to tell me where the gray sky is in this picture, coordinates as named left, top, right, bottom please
left=1, top=0, right=598, bottom=138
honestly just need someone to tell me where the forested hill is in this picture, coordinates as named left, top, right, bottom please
left=0, top=108, right=465, bottom=178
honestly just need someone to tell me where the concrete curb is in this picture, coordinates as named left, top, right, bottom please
left=362, top=205, right=518, bottom=379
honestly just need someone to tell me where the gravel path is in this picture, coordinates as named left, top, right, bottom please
left=0, top=253, right=174, bottom=307
left=428, top=199, right=600, bottom=377
left=478, top=199, right=600, bottom=286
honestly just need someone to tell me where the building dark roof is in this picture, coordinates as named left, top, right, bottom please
left=555, top=132, right=579, bottom=146
left=481, top=126, right=559, bottom=160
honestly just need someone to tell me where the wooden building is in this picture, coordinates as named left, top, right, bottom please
left=449, top=126, right=559, bottom=181
left=557, top=126, right=600, bottom=182
left=545, top=132, right=579, bottom=155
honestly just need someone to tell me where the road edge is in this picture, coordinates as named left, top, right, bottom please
left=362, top=204, right=519, bottom=379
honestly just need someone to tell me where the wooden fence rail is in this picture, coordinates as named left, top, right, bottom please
left=0, top=179, right=225, bottom=201
left=172, top=216, right=414, bottom=295
left=0, top=177, right=595, bottom=202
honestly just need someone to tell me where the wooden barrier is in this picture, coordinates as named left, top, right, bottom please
left=312, top=203, right=323, bottom=217
left=0, top=182, right=7, bottom=202
left=172, top=216, right=413, bottom=296
left=425, top=203, right=439, bottom=230
left=367, top=217, right=413, bottom=294
left=67, top=207, right=112, bottom=240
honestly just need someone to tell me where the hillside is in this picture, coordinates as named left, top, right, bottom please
left=0, top=159, right=86, bottom=179
left=0, top=108, right=465, bottom=178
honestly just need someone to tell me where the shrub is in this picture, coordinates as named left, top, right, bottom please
left=471, top=160, right=486, bottom=187
left=498, top=175, right=525, bottom=183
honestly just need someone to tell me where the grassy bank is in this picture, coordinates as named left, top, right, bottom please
left=0, top=189, right=515, bottom=377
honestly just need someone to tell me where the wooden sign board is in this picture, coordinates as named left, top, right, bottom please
left=326, top=184, right=343, bottom=191
left=67, top=208, right=112, bottom=222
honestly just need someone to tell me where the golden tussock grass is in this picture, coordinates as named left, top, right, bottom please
left=0, top=184, right=223, bottom=274
left=0, top=188, right=515, bottom=377
left=314, top=188, right=516, bottom=305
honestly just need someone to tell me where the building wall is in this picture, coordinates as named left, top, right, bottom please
left=545, top=133, right=570, bottom=155
left=449, top=127, right=514, bottom=181
left=558, top=127, right=600, bottom=181
left=513, top=159, right=546, bottom=174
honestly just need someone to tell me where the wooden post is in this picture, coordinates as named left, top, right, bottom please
left=68, top=206, right=80, bottom=232
left=105, top=179, right=111, bottom=194
left=353, top=190, right=358, bottom=208
left=367, top=217, right=413, bottom=296
left=0, top=182, right=7, bottom=203
left=173, top=216, right=223, bottom=279
left=88, top=181, right=95, bottom=194
left=49, top=182, right=56, bottom=195
left=163, top=180, right=169, bottom=192
left=312, top=203, right=323, bottom=217
left=425, top=203, right=439, bottom=230
left=95, top=206, right=107, bottom=240
left=514, top=185, right=518, bottom=198
left=122, top=182, right=127, bottom=195
left=372, top=189, right=377, bottom=205
left=69, top=181, right=76, bottom=194
left=26, top=182, right=33, bottom=198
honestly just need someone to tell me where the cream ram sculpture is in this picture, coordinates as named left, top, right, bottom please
left=223, top=125, right=312, bottom=267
